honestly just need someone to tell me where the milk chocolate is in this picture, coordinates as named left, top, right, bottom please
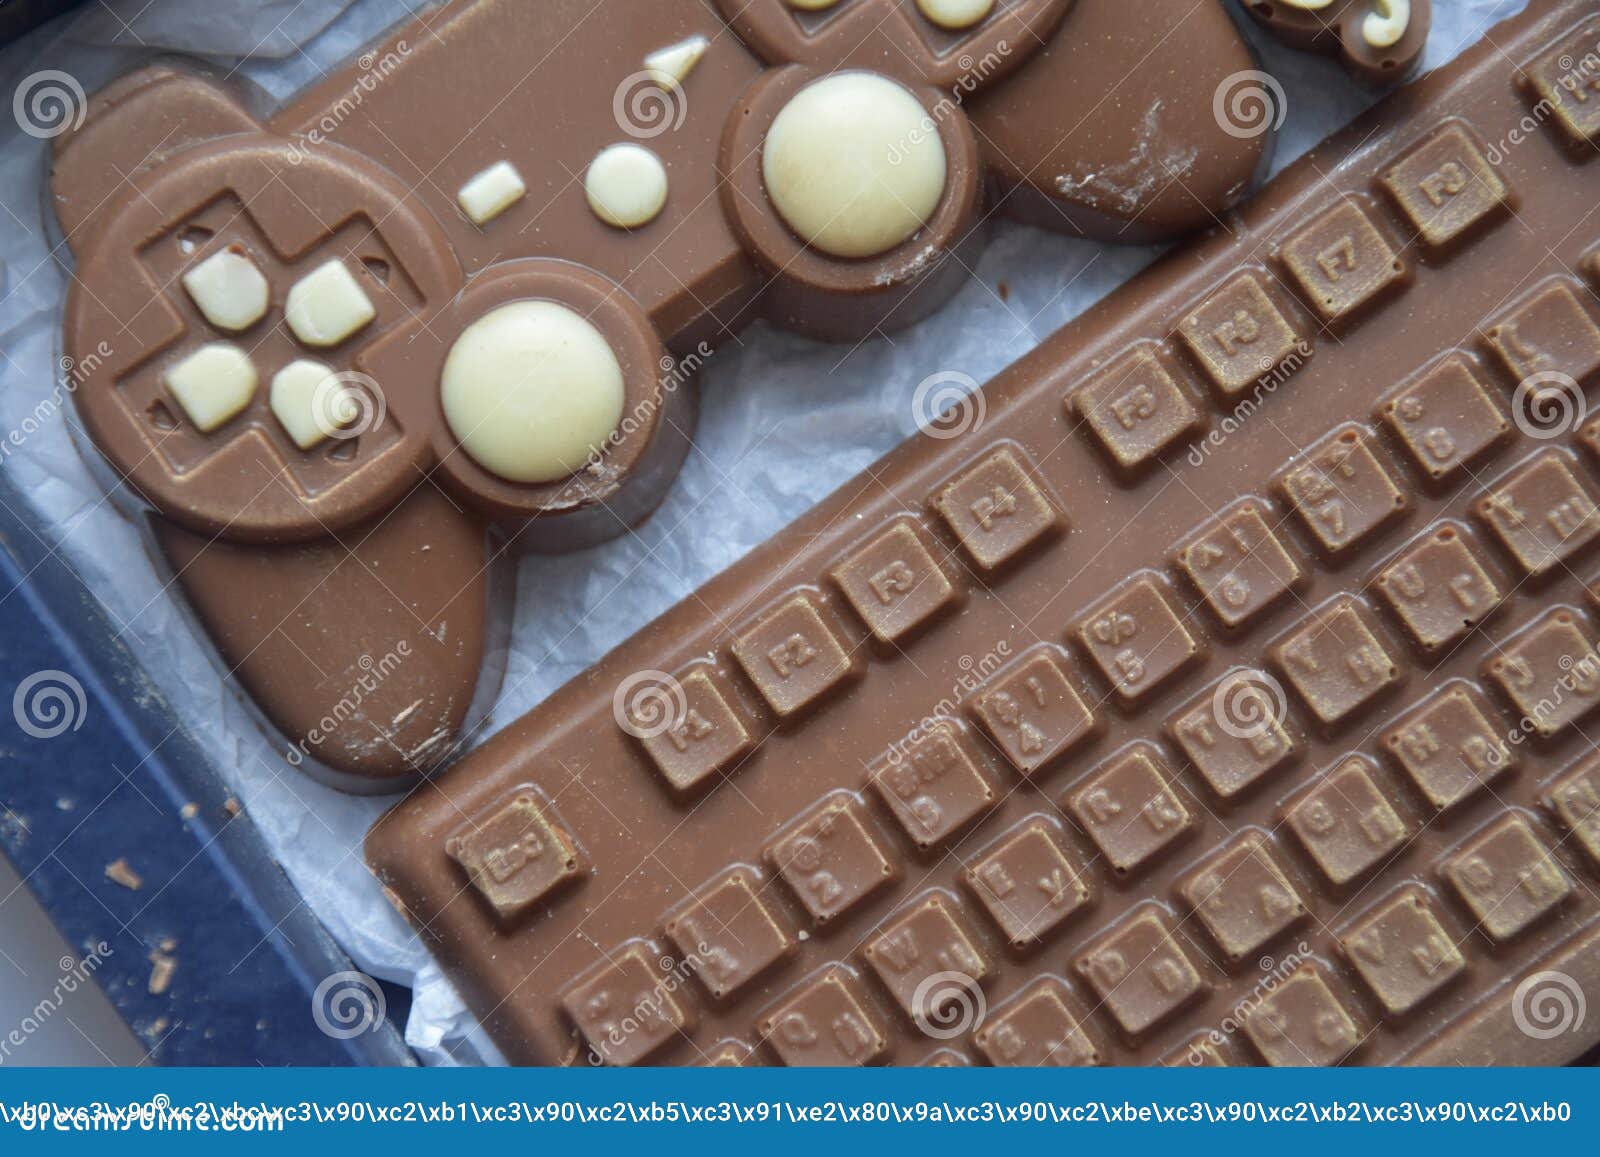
left=48, top=0, right=1273, bottom=783
left=1247, top=0, right=1433, bottom=82
left=371, top=0, right=1600, bottom=1065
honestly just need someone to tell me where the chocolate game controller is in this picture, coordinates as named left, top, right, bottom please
left=50, top=0, right=1277, bottom=788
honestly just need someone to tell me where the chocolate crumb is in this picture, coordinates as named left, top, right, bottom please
left=105, top=858, right=143, bottom=891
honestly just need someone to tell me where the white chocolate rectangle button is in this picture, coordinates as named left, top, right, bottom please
left=458, top=160, right=527, bottom=225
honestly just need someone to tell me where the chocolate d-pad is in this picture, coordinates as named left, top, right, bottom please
left=66, top=136, right=461, bottom=542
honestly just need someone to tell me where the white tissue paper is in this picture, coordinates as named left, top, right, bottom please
left=0, top=0, right=1525, bottom=1064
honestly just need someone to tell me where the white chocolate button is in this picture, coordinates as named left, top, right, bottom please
left=915, top=0, right=995, bottom=31
left=440, top=301, right=625, bottom=484
left=644, top=35, right=709, bottom=91
left=785, top=0, right=842, bottom=9
left=761, top=71, right=947, bottom=260
left=270, top=359, right=359, bottom=450
left=284, top=260, right=376, bottom=348
left=458, top=160, right=527, bottom=225
left=1364, top=0, right=1410, bottom=48
left=164, top=343, right=257, bottom=433
left=181, top=248, right=269, bottom=332
left=585, top=144, right=669, bottom=230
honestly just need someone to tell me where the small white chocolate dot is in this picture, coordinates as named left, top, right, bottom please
left=915, top=0, right=995, bottom=31
left=284, top=260, right=376, bottom=348
left=761, top=71, right=947, bottom=260
left=458, top=160, right=527, bottom=225
left=181, top=249, right=269, bottom=332
left=643, top=35, right=709, bottom=92
left=440, top=301, right=625, bottom=484
left=585, top=144, right=669, bottom=230
left=164, top=343, right=257, bottom=433
left=1364, top=0, right=1410, bottom=49
left=271, top=359, right=358, bottom=450
left=785, top=0, right=842, bottom=9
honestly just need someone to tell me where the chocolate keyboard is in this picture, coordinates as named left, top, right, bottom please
left=369, top=0, right=1600, bottom=1066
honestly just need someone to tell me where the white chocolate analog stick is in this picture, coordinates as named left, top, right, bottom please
left=585, top=144, right=669, bottom=230
left=915, top=0, right=996, bottom=31
left=761, top=71, right=947, bottom=260
left=441, top=301, right=626, bottom=484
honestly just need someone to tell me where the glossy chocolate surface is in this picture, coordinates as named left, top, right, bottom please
left=371, top=0, right=1600, bottom=1065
